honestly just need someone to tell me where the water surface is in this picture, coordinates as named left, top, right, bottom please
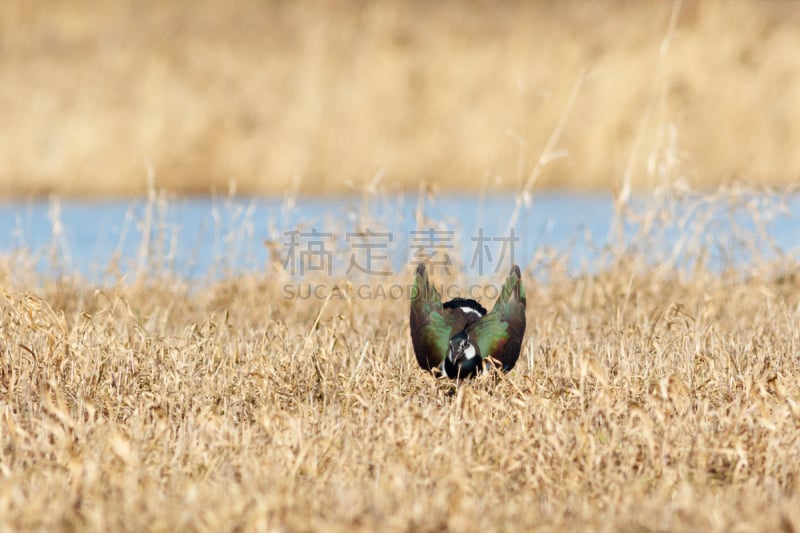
left=1, top=192, right=798, bottom=282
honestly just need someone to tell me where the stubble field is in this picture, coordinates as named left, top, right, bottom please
left=3, top=1, right=800, bottom=529
left=2, top=196, right=800, bottom=531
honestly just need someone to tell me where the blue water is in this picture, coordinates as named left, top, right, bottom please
left=0, top=192, right=798, bottom=282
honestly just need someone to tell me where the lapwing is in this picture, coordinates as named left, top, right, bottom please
left=410, top=263, right=526, bottom=379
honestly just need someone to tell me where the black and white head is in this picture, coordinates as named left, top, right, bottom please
left=444, top=330, right=482, bottom=379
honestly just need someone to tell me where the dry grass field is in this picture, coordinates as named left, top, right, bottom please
left=2, top=0, right=800, bottom=197
left=3, top=0, right=800, bottom=530
left=2, top=193, right=800, bottom=531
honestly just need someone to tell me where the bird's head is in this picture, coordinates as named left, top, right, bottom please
left=445, top=331, right=481, bottom=378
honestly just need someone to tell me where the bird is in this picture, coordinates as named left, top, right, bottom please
left=409, top=263, right=526, bottom=379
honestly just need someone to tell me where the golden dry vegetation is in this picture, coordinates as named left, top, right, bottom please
left=3, top=0, right=800, bottom=529
left=2, top=195, right=800, bottom=531
left=2, top=0, right=800, bottom=197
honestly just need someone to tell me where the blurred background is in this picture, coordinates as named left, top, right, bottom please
left=1, top=0, right=799, bottom=198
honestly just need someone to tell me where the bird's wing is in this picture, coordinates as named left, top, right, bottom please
left=468, top=264, right=527, bottom=371
left=410, top=264, right=458, bottom=370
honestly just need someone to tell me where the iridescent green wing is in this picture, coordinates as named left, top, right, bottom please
left=409, top=264, right=458, bottom=370
left=469, top=264, right=527, bottom=371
